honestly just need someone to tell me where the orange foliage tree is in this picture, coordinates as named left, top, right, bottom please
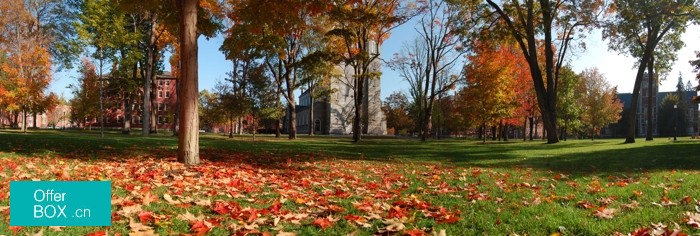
left=0, top=1, right=56, bottom=131
left=457, top=41, right=532, bottom=142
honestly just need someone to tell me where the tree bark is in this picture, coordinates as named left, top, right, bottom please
left=645, top=55, right=655, bottom=141
left=177, top=0, right=200, bottom=165
left=352, top=70, right=364, bottom=143
left=143, top=15, right=157, bottom=136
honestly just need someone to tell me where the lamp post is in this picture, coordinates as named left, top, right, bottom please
left=673, top=104, right=678, bottom=141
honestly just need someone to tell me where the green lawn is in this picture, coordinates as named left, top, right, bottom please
left=1, top=130, right=700, bottom=235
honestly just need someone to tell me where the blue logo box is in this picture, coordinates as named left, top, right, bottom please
left=10, top=181, right=111, bottom=226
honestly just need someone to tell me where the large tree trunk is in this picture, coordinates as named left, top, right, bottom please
left=625, top=51, right=654, bottom=143
left=21, top=110, right=27, bottom=132
left=352, top=69, right=364, bottom=143
left=177, top=0, right=200, bottom=165
left=173, top=77, right=179, bottom=137
left=142, top=16, right=155, bottom=136
left=32, top=112, right=37, bottom=128
left=645, top=55, right=655, bottom=141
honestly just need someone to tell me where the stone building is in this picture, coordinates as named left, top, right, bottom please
left=615, top=73, right=699, bottom=137
left=292, top=44, right=387, bottom=135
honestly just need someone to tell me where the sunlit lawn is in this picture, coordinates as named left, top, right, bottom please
left=1, top=129, right=700, bottom=235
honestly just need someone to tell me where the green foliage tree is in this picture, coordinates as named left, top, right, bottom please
left=603, top=0, right=699, bottom=143
left=199, top=89, right=225, bottom=131
left=246, top=64, right=283, bottom=141
left=556, top=65, right=583, bottom=140
left=382, top=91, right=413, bottom=136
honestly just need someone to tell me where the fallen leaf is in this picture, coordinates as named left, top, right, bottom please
left=163, top=194, right=181, bottom=204
left=313, top=217, right=334, bottom=229
left=592, top=207, right=617, bottom=219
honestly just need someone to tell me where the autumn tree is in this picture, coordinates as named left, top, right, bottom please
left=327, top=0, right=414, bottom=142
left=70, top=59, right=101, bottom=129
left=0, top=1, right=57, bottom=132
left=688, top=48, right=700, bottom=104
left=458, top=41, right=521, bottom=142
left=578, top=68, right=623, bottom=140
left=450, top=0, right=606, bottom=143
left=604, top=0, right=699, bottom=143
left=382, top=91, right=413, bottom=136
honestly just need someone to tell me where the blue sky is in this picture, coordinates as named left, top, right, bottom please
left=50, top=21, right=700, bottom=101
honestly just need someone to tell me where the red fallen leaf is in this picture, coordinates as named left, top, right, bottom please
left=313, top=217, right=334, bottom=229
left=190, top=220, right=210, bottom=236
left=138, top=211, right=155, bottom=224
left=384, top=177, right=392, bottom=190
left=437, top=214, right=460, bottom=224
left=327, top=204, right=346, bottom=213
left=85, top=231, right=107, bottom=236
left=404, top=229, right=427, bottom=236
left=576, top=200, right=596, bottom=209
left=388, top=206, right=409, bottom=219
left=268, top=199, right=282, bottom=214
left=681, top=196, right=692, bottom=205
left=245, top=208, right=258, bottom=223
left=8, top=226, right=23, bottom=234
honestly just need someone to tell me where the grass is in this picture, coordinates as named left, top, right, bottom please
left=1, top=129, right=700, bottom=235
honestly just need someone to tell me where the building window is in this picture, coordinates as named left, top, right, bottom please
left=158, top=91, right=163, bottom=98
left=117, top=116, right=122, bottom=123
left=158, top=79, right=163, bottom=86
left=166, top=80, right=170, bottom=86
left=158, top=115, right=163, bottom=124
left=158, top=103, right=163, bottom=111
left=165, top=91, right=170, bottom=98
left=164, top=103, right=167, bottom=111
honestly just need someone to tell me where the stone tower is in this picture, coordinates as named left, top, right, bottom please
left=328, top=42, right=387, bottom=135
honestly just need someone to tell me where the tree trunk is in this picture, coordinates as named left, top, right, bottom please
left=229, top=113, right=234, bottom=138
left=143, top=16, right=157, bottom=136
left=288, top=103, right=297, bottom=140
left=352, top=71, right=364, bottom=143
left=626, top=30, right=658, bottom=143
left=177, top=0, right=200, bottom=165
left=172, top=78, right=179, bottom=137
left=32, top=112, right=37, bottom=128
left=252, top=115, right=257, bottom=142
left=503, top=123, right=509, bottom=141
left=529, top=116, right=534, bottom=141
left=21, top=110, right=27, bottom=132
left=491, top=125, right=497, bottom=141
left=645, top=55, right=655, bottom=141
left=123, top=94, right=132, bottom=134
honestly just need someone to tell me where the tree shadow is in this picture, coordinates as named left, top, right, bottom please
left=456, top=140, right=700, bottom=176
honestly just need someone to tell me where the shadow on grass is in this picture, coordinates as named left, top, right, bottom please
left=2, top=130, right=699, bottom=176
